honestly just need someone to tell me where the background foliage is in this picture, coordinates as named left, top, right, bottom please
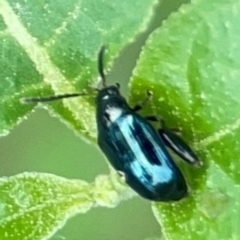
left=0, top=0, right=240, bottom=239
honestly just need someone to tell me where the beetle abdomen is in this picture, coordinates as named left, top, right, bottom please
left=98, top=113, right=188, bottom=201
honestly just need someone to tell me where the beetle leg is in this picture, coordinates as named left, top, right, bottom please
left=132, top=90, right=153, bottom=112
left=159, top=128, right=202, bottom=167
left=144, top=115, right=165, bottom=127
left=145, top=115, right=181, bottom=134
left=116, top=82, right=120, bottom=89
left=145, top=115, right=202, bottom=167
left=144, top=115, right=181, bottom=133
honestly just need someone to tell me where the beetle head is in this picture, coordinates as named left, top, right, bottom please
left=96, top=84, right=120, bottom=101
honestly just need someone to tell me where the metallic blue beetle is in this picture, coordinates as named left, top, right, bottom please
left=23, top=47, right=201, bottom=201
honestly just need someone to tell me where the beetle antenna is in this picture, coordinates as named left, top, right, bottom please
left=21, top=92, right=87, bottom=104
left=22, top=47, right=105, bottom=104
left=98, top=46, right=107, bottom=88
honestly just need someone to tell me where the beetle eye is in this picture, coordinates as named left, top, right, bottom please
left=107, top=89, right=117, bottom=95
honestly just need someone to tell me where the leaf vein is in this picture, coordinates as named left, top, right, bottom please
left=0, top=194, right=92, bottom=226
left=0, top=0, right=97, bottom=139
left=196, top=117, right=240, bottom=149
left=44, top=0, right=82, bottom=48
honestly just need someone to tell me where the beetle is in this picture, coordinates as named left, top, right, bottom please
left=23, top=46, right=201, bottom=201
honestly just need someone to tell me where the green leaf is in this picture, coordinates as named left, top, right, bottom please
left=0, top=172, right=134, bottom=240
left=131, top=0, right=240, bottom=239
left=144, top=238, right=163, bottom=240
left=0, top=0, right=157, bottom=140
left=0, top=0, right=158, bottom=239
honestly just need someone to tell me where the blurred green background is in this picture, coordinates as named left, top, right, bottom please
left=0, top=1, right=189, bottom=239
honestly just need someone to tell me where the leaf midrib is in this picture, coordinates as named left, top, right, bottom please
left=0, top=0, right=97, bottom=139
